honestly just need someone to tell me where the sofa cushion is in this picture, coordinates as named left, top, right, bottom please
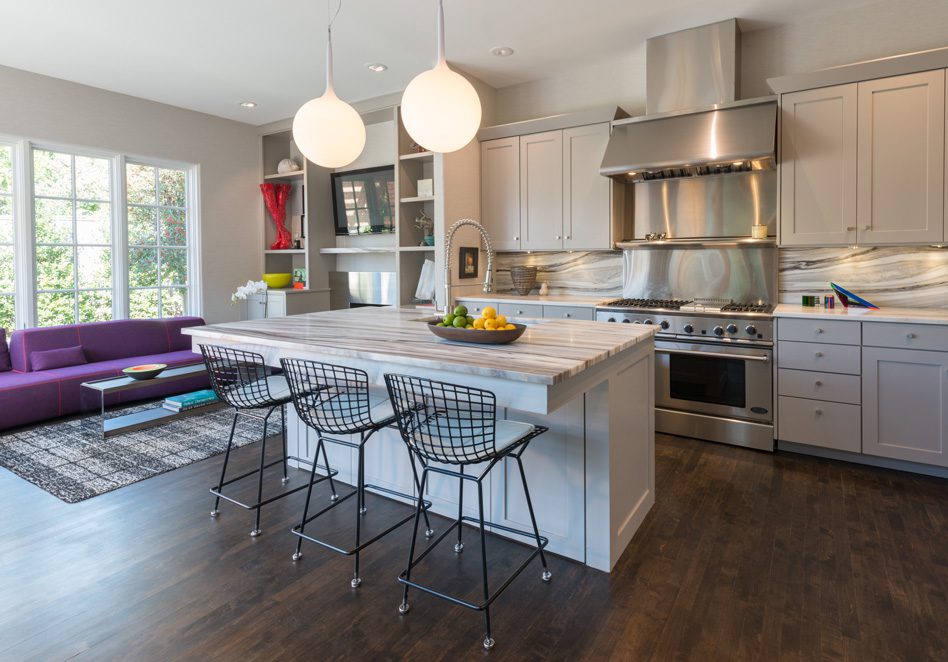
left=9, top=324, right=81, bottom=372
left=31, top=345, right=88, bottom=371
left=164, top=317, right=205, bottom=352
left=0, top=329, right=10, bottom=372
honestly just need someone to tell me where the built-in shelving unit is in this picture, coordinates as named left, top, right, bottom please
left=264, top=248, right=307, bottom=254
left=263, top=170, right=305, bottom=180
left=399, top=195, right=436, bottom=204
left=399, top=150, right=434, bottom=161
left=318, top=247, right=398, bottom=255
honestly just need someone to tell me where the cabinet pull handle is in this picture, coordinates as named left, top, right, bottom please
left=815, top=380, right=823, bottom=386
left=565, top=313, right=571, bottom=318
left=815, top=327, right=824, bottom=334
left=845, top=226, right=855, bottom=231
left=862, top=225, right=871, bottom=231
left=906, top=332, right=916, bottom=339
left=517, top=310, right=523, bottom=314
left=815, top=352, right=823, bottom=358
left=555, top=235, right=561, bottom=240
left=514, top=236, right=519, bottom=241
left=565, top=235, right=571, bottom=240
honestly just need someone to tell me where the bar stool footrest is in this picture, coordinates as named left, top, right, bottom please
left=209, top=458, right=338, bottom=511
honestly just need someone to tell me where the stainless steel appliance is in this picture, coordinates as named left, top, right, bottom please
left=596, top=297, right=775, bottom=451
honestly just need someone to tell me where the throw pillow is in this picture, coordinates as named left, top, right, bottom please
left=0, top=329, right=10, bottom=372
left=30, top=345, right=88, bottom=371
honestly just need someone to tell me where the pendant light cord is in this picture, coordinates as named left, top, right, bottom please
left=436, top=0, right=446, bottom=65
left=325, top=0, right=343, bottom=93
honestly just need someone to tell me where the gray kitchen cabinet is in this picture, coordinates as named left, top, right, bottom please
left=480, top=137, right=521, bottom=251
left=862, top=346, right=948, bottom=467
left=856, top=70, right=945, bottom=245
left=777, top=395, right=862, bottom=453
left=247, top=289, right=330, bottom=319
left=520, top=130, right=564, bottom=250
left=562, top=123, right=612, bottom=250
left=779, top=84, right=858, bottom=246
left=497, top=302, right=543, bottom=318
left=542, top=305, right=594, bottom=321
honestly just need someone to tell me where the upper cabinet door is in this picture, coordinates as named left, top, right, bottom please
left=480, top=137, right=521, bottom=251
left=857, top=70, right=946, bottom=244
left=520, top=130, right=564, bottom=250
left=779, top=84, right=858, bottom=246
left=562, top=123, right=612, bottom=250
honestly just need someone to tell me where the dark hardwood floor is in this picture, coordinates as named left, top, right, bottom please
left=1, top=432, right=946, bottom=661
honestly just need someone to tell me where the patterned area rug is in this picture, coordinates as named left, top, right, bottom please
left=0, top=405, right=264, bottom=503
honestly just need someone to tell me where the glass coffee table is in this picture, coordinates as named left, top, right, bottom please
left=81, top=363, right=223, bottom=437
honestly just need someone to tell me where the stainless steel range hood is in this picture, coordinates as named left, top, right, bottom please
left=600, top=20, right=777, bottom=182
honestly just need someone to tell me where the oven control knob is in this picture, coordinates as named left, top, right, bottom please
left=683, top=323, right=694, bottom=334
left=633, top=320, right=643, bottom=324
left=660, top=320, right=670, bottom=329
left=726, top=324, right=738, bottom=334
left=607, top=317, right=616, bottom=323
left=713, top=325, right=725, bottom=336
left=644, top=319, right=653, bottom=325
left=621, top=318, right=631, bottom=324
left=745, top=324, right=757, bottom=335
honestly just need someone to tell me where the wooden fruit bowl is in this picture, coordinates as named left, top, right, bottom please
left=426, top=320, right=527, bottom=345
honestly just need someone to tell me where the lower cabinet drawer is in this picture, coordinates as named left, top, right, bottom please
left=498, top=302, right=544, bottom=318
left=459, top=300, right=499, bottom=316
left=778, top=369, right=861, bottom=405
left=542, top=305, right=594, bottom=321
left=777, top=341, right=861, bottom=375
left=777, top=396, right=861, bottom=452
left=863, top=322, right=948, bottom=352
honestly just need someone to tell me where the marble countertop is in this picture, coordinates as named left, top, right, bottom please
left=455, top=293, right=608, bottom=308
left=775, top=304, right=948, bottom=325
left=184, top=307, right=654, bottom=385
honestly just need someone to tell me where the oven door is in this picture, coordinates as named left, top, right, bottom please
left=655, top=339, right=773, bottom=423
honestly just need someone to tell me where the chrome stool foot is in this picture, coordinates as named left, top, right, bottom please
left=483, top=637, right=495, bottom=650
left=425, top=528, right=435, bottom=538
left=454, top=542, right=464, bottom=553
left=250, top=528, right=262, bottom=537
left=350, top=576, right=362, bottom=589
left=281, top=476, right=290, bottom=485
left=359, top=506, right=368, bottom=515
left=210, top=509, right=219, bottom=518
left=398, top=601, right=410, bottom=615
left=542, top=570, right=552, bottom=582
left=292, top=551, right=303, bottom=562
left=330, top=493, right=339, bottom=502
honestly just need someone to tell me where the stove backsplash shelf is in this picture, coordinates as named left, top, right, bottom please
left=622, top=244, right=777, bottom=304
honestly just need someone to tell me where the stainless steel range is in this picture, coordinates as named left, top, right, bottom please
left=597, top=296, right=775, bottom=451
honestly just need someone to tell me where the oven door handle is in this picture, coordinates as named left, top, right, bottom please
left=655, top=348, right=770, bottom=363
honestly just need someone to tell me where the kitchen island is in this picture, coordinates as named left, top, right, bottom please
left=183, top=307, right=655, bottom=571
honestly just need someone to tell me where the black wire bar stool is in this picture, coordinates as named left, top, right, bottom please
left=201, top=344, right=337, bottom=537
left=281, top=359, right=433, bottom=589
left=384, top=373, right=551, bottom=651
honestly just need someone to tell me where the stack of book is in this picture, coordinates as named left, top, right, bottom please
left=163, top=389, right=219, bottom=413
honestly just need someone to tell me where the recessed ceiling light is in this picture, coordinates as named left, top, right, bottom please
left=490, top=46, right=514, bottom=57
left=367, top=63, right=388, bottom=72
left=239, top=101, right=257, bottom=108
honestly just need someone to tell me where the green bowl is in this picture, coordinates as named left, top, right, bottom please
left=262, top=273, right=292, bottom=289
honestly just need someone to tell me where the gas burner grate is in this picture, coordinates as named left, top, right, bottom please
left=720, top=302, right=773, bottom=314
left=601, top=298, right=692, bottom=310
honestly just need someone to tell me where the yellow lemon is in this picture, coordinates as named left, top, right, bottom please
left=504, top=323, right=516, bottom=330
left=473, top=317, right=486, bottom=330
left=481, top=306, right=497, bottom=320
left=494, top=315, right=507, bottom=327
left=484, top=319, right=498, bottom=330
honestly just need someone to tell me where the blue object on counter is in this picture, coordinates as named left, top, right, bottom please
left=830, top=282, right=878, bottom=309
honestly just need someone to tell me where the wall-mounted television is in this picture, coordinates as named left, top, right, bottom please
left=330, top=166, right=396, bottom=236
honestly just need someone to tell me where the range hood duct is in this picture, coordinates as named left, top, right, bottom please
left=601, top=20, right=777, bottom=182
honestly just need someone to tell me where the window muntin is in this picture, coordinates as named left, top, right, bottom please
left=0, top=145, right=14, bottom=330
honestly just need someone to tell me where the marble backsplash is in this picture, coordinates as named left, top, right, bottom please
left=494, top=251, right=623, bottom=297
left=779, top=246, right=948, bottom=308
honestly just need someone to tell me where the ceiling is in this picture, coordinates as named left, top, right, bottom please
left=0, top=0, right=881, bottom=125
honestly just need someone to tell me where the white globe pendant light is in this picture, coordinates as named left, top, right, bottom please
left=292, top=3, right=365, bottom=169
left=401, top=0, right=482, bottom=153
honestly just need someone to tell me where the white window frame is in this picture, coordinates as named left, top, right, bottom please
left=1, top=136, right=201, bottom=328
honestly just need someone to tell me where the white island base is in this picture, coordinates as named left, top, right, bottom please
left=185, top=309, right=655, bottom=572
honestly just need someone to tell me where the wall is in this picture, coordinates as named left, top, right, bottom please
left=0, top=64, right=261, bottom=323
left=492, top=0, right=948, bottom=124
left=779, top=247, right=948, bottom=308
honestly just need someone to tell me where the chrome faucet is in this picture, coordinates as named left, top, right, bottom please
left=443, top=218, right=494, bottom=315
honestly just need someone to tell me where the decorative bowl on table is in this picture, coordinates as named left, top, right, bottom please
left=122, top=363, right=167, bottom=380
left=426, top=320, right=527, bottom=345
left=262, top=272, right=292, bottom=288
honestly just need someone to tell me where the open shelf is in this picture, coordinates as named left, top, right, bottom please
left=319, top=247, right=397, bottom=255
left=399, top=151, right=434, bottom=161
left=263, top=171, right=304, bottom=180
left=264, top=249, right=306, bottom=254
left=399, top=195, right=436, bottom=204
left=399, top=246, right=436, bottom=252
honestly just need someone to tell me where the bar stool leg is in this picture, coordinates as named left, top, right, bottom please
left=250, top=412, right=269, bottom=537
left=399, top=468, right=429, bottom=615
left=280, top=403, right=290, bottom=485
left=406, top=449, right=434, bottom=538
left=477, top=478, right=494, bottom=650
left=352, top=433, right=366, bottom=588
left=317, top=435, right=339, bottom=501
left=454, top=466, right=465, bottom=553
left=515, top=455, right=551, bottom=582
left=292, top=436, right=327, bottom=561
left=358, top=432, right=368, bottom=515
left=211, top=411, right=239, bottom=518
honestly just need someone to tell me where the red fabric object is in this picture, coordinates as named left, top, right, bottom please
left=260, top=183, right=293, bottom=250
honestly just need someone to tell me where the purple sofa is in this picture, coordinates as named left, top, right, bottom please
left=0, top=317, right=209, bottom=432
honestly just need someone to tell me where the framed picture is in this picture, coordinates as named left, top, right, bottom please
left=458, top=247, right=478, bottom=279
